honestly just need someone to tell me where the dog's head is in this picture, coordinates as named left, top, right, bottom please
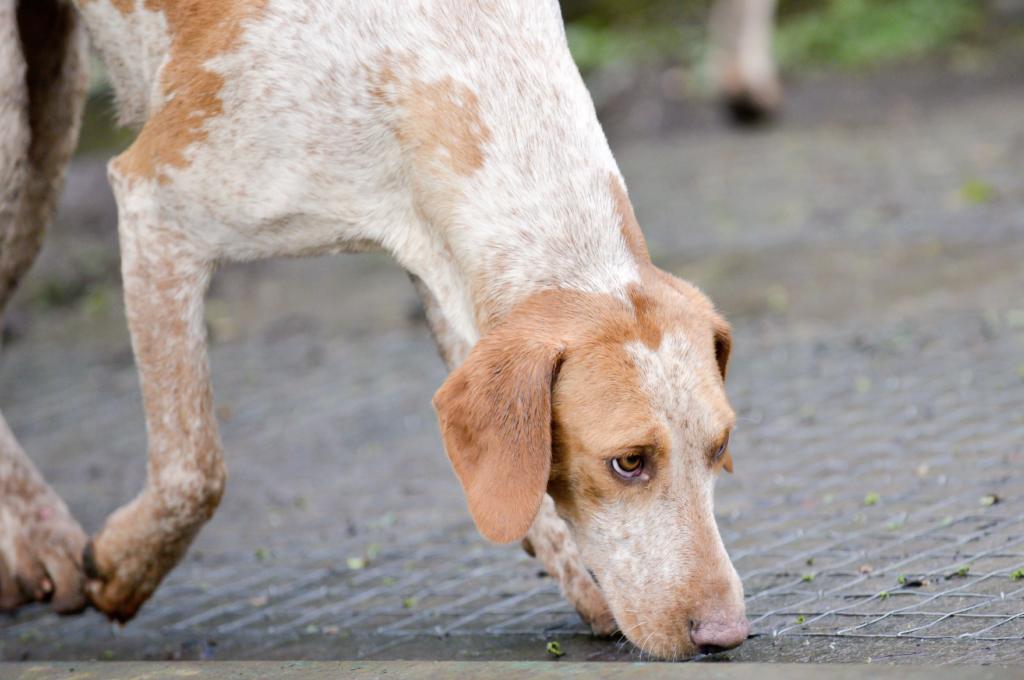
left=433, top=267, right=747, bottom=660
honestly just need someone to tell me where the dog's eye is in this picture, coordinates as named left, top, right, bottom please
left=714, top=432, right=734, bottom=473
left=611, top=453, right=644, bottom=478
left=715, top=432, right=731, bottom=460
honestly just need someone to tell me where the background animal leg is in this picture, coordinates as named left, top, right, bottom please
left=708, top=0, right=781, bottom=123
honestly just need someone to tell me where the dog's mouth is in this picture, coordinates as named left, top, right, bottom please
left=587, top=568, right=601, bottom=588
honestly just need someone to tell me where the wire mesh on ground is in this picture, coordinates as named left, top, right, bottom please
left=2, top=316, right=1022, bottom=658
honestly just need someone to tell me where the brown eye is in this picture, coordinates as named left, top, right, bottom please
left=612, top=453, right=644, bottom=478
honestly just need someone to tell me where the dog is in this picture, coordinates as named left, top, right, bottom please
left=0, top=0, right=748, bottom=659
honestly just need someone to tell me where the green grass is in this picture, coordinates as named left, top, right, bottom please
left=774, top=0, right=985, bottom=69
left=564, top=0, right=987, bottom=76
left=565, top=21, right=703, bottom=73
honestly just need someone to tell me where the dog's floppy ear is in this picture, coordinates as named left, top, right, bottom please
left=433, top=311, right=564, bottom=544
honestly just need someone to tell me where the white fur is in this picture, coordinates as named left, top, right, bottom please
left=76, top=0, right=171, bottom=126
left=87, top=0, right=640, bottom=345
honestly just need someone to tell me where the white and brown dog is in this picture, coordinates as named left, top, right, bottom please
left=0, top=0, right=748, bottom=659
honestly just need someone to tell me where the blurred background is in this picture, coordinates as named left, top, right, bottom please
left=566, top=0, right=1022, bottom=75
left=3, top=0, right=1024, bottom=664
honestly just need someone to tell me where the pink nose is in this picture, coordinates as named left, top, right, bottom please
left=690, top=616, right=750, bottom=654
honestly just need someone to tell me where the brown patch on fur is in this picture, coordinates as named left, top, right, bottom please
left=112, top=0, right=266, bottom=182
left=547, top=333, right=666, bottom=523
left=626, top=284, right=663, bottom=350
left=544, top=271, right=735, bottom=522
left=398, top=77, right=491, bottom=176
left=608, top=174, right=649, bottom=263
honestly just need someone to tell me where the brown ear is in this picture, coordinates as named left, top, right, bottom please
left=713, top=320, right=731, bottom=381
left=432, top=315, right=564, bottom=544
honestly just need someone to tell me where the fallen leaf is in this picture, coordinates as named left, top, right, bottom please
left=960, top=179, right=994, bottom=205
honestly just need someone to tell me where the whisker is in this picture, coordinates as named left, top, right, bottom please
left=615, top=620, right=647, bottom=653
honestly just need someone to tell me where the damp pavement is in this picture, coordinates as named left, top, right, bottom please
left=2, top=56, right=1024, bottom=666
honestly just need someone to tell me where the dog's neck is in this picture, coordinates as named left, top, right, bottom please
left=383, top=5, right=647, bottom=348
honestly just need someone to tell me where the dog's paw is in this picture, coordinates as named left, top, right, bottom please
left=83, top=496, right=196, bottom=622
left=570, top=577, right=618, bottom=637
left=583, top=607, right=618, bottom=637
left=82, top=541, right=159, bottom=623
left=0, top=493, right=88, bottom=614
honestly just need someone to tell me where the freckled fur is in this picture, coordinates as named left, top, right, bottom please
left=1, top=0, right=747, bottom=658
left=0, top=0, right=89, bottom=615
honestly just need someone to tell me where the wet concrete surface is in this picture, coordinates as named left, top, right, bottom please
left=2, top=57, right=1024, bottom=665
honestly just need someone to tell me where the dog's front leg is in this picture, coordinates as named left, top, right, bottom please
left=523, top=495, right=617, bottom=636
left=409, top=274, right=471, bottom=371
left=83, top=188, right=224, bottom=622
